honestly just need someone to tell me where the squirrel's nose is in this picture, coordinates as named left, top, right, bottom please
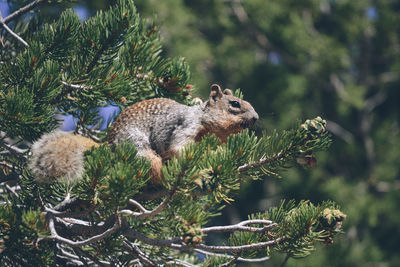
left=252, top=113, right=259, bottom=124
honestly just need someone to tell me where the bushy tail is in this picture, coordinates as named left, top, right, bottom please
left=29, top=131, right=99, bottom=184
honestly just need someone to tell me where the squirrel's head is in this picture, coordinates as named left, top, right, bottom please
left=202, top=84, right=259, bottom=141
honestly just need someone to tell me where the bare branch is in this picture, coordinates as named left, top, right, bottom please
left=166, top=259, right=198, bottom=267
left=220, top=255, right=239, bottom=267
left=5, top=184, right=20, bottom=198
left=326, top=120, right=354, bottom=144
left=202, top=219, right=277, bottom=233
left=61, top=81, right=92, bottom=90
left=0, top=16, right=28, bottom=47
left=3, top=0, right=47, bottom=24
left=128, top=199, right=148, bottom=213
left=194, top=249, right=270, bottom=263
left=53, top=195, right=81, bottom=211
left=194, top=236, right=286, bottom=253
left=0, top=140, right=28, bottom=160
left=72, top=246, right=110, bottom=267
left=123, top=240, right=158, bottom=267
left=44, top=206, right=89, bottom=218
left=125, top=228, right=285, bottom=254
left=330, top=74, right=351, bottom=103
left=238, top=152, right=285, bottom=172
left=38, top=214, right=120, bottom=247
left=120, top=188, right=176, bottom=219
left=124, top=229, right=183, bottom=249
left=58, top=245, right=111, bottom=266
left=364, top=90, right=386, bottom=114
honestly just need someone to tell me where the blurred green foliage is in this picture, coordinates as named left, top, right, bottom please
left=131, top=1, right=400, bottom=266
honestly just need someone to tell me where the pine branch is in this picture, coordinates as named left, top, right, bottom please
left=38, top=214, right=121, bottom=247
left=0, top=140, right=28, bottom=160
left=202, top=219, right=277, bottom=233
left=220, top=255, right=239, bottom=267
left=166, top=259, right=197, bottom=267
left=5, top=184, right=20, bottom=199
left=194, top=249, right=270, bottom=263
left=124, top=229, right=183, bottom=248
left=124, top=228, right=286, bottom=253
left=238, top=154, right=283, bottom=173
left=60, top=81, right=91, bottom=91
left=119, top=187, right=176, bottom=219
left=44, top=206, right=90, bottom=219
left=123, top=241, right=159, bottom=267
left=194, top=237, right=286, bottom=253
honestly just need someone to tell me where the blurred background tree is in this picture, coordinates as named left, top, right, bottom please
left=131, top=1, right=400, bottom=266
left=1, top=0, right=399, bottom=266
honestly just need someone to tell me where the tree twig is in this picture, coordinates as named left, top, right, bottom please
left=194, top=249, right=270, bottom=263
left=202, top=219, right=277, bottom=233
left=123, top=240, right=158, bottom=267
left=0, top=140, right=28, bottom=160
left=3, top=0, right=47, bottom=24
left=238, top=151, right=285, bottom=172
left=61, top=81, right=91, bottom=90
left=0, top=15, right=28, bottom=47
left=38, top=214, right=121, bottom=247
left=194, top=237, right=285, bottom=253
left=124, top=228, right=286, bottom=254
left=5, top=184, right=20, bottom=198
left=119, top=187, right=176, bottom=219
left=220, top=255, right=239, bottom=267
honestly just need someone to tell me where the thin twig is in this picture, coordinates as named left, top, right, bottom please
left=194, top=249, right=270, bottom=263
left=120, top=187, right=176, bottom=219
left=5, top=184, right=20, bottom=198
left=0, top=16, right=28, bottom=47
left=166, top=259, right=197, bottom=267
left=202, top=220, right=277, bottom=233
left=123, top=240, right=158, bottom=267
left=0, top=140, right=28, bottom=160
left=61, top=81, right=91, bottom=90
left=38, top=214, right=120, bottom=247
left=326, top=120, right=354, bottom=144
left=44, top=206, right=89, bottom=218
left=124, top=228, right=286, bottom=254
left=3, top=0, right=47, bottom=24
left=124, top=229, right=183, bottom=249
left=238, top=151, right=285, bottom=172
left=53, top=196, right=82, bottom=211
left=73, top=246, right=109, bottom=267
left=220, top=255, right=239, bottom=267
left=194, top=237, right=286, bottom=253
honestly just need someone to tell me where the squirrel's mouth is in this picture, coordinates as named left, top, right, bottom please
left=240, top=118, right=257, bottom=129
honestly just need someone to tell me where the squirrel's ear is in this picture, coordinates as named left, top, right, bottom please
left=210, top=84, right=223, bottom=101
left=223, top=89, right=233, bottom=95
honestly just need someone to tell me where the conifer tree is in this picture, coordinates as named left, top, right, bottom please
left=0, top=1, right=346, bottom=265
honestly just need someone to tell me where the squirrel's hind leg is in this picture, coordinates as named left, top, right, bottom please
left=139, top=148, right=164, bottom=184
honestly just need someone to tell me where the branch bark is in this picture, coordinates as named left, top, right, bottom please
left=3, top=0, right=47, bottom=24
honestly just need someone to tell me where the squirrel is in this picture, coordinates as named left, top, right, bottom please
left=29, top=84, right=258, bottom=184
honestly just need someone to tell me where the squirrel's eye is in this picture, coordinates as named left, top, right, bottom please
left=230, top=100, right=241, bottom=108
